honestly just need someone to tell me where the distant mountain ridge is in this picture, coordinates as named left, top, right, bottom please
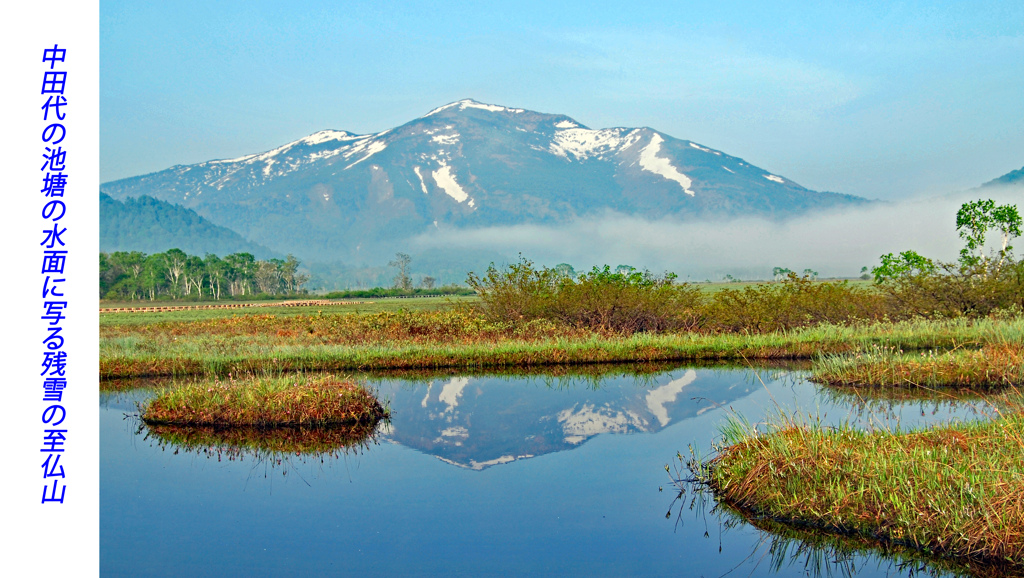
left=101, top=99, right=870, bottom=262
left=981, top=165, right=1024, bottom=188
left=100, top=192, right=275, bottom=258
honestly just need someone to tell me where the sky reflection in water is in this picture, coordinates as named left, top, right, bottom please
left=101, top=365, right=986, bottom=577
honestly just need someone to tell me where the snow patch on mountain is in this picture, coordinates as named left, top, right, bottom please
left=689, top=142, right=719, bottom=155
left=344, top=139, right=387, bottom=170
left=424, top=99, right=524, bottom=117
left=301, top=130, right=359, bottom=146
left=554, top=120, right=578, bottom=128
left=645, top=370, right=696, bottom=427
left=466, top=101, right=523, bottom=113
left=213, top=130, right=364, bottom=166
left=639, top=134, right=694, bottom=195
left=764, top=174, right=785, bottom=183
left=550, top=127, right=642, bottom=161
left=413, top=166, right=429, bottom=194
left=262, top=159, right=276, bottom=177
left=431, top=133, right=460, bottom=145
left=432, top=162, right=470, bottom=203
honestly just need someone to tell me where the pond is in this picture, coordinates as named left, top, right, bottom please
left=101, top=365, right=990, bottom=576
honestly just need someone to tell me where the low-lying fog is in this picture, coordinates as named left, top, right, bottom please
left=412, top=187, right=1023, bottom=281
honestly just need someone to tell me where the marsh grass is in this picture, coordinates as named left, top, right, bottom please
left=698, top=399, right=1024, bottom=570
left=99, top=295, right=479, bottom=326
left=101, top=315, right=1024, bottom=378
left=813, top=342, right=1024, bottom=390
left=140, top=374, right=388, bottom=427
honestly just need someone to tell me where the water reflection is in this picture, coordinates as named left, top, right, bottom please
left=103, top=363, right=790, bottom=471
left=101, top=363, right=1000, bottom=577
left=369, top=366, right=776, bottom=470
left=141, top=421, right=383, bottom=462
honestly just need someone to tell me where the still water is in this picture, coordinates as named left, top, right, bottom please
left=101, top=366, right=989, bottom=577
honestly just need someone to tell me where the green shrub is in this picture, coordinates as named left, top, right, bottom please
left=704, top=274, right=888, bottom=333
left=467, top=257, right=703, bottom=333
left=875, top=258, right=1024, bottom=318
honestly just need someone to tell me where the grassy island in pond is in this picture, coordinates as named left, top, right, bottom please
left=700, top=407, right=1024, bottom=572
left=141, top=375, right=388, bottom=427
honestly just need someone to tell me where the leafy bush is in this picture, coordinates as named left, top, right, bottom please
left=704, top=274, right=888, bottom=333
left=467, top=257, right=703, bottom=333
left=875, top=258, right=1024, bottom=318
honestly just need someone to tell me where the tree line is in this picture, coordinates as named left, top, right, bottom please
left=100, top=249, right=309, bottom=301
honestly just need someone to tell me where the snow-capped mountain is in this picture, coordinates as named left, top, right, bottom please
left=101, top=99, right=868, bottom=262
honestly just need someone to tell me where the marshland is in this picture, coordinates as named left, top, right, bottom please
left=102, top=201, right=1024, bottom=576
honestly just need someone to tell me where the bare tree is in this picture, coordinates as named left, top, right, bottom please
left=389, top=252, right=412, bottom=291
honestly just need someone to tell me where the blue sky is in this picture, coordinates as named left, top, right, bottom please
left=101, top=0, right=1024, bottom=200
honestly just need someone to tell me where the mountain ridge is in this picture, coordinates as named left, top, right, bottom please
left=101, top=99, right=871, bottom=262
left=981, top=165, right=1024, bottom=188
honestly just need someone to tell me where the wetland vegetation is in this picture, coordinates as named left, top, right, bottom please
left=686, top=402, right=1024, bottom=574
left=140, top=374, right=388, bottom=427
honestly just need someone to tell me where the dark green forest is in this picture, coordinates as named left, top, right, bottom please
left=100, top=193, right=274, bottom=258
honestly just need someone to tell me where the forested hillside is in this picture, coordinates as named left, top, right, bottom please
left=100, top=193, right=274, bottom=258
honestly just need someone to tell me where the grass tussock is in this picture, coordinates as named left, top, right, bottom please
left=140, top=375, right=388, bottom=427
left=813, top=342, right=1024, bottom=390
left=703, top=407, right=1024, bottom=570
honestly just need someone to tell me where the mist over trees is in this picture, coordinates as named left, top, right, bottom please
left=100, top=249, right=309, bottom=301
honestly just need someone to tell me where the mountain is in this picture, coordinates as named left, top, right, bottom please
left=100, top=192, right=275, bottom=258
left=981, top=165, right=1024, bottom=188
left=101, top=99, right=869, bottom=262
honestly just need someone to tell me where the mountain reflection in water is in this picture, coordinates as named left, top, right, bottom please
left=371, top=368, right=762, bottom=470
